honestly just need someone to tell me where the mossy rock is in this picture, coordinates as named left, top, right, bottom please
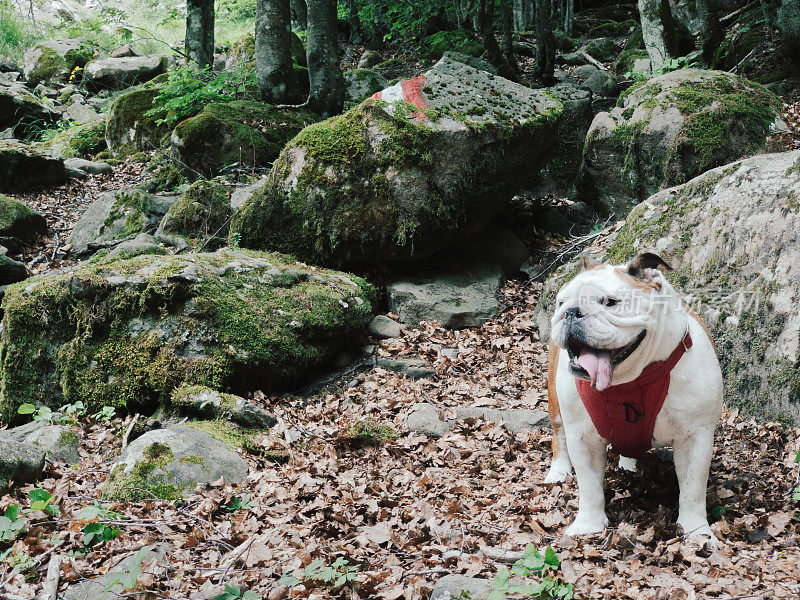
left=344, top=68, right=388, bottom=103
left=171, top=384, right=276, bottom=428
left=157, top=180, right=230, bottom=247
left=230, top=56, right=563, bottom=268
left=579, top=69, right=782, bottom=216
left=22, top=39, right=97, bottom=87
left=420, top=30, right=484, bottom=61
left=102, top=425, right=249, bottom=501
left=41, top=118, right=108, bottom=159
left=0, top=85, right=60, bottom=140
left=581, top=37, right=618, bottom=63
left=537, top=150, right=800, bottom=424
left=226, top=33, right=255, bottom=69
left=0, top=142, right=67, bottom=194
left=169, top=100, right=318, bottom=177
left=106, top=86, right=170, bottom=156
left=0, top=248, right=375, bottom=421
left=0, top=194, right=47, bottom=242
left=615, top=48, right=650, bottom=74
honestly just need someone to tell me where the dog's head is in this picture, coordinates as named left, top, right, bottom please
left=550, top=252, right=680, bottom=390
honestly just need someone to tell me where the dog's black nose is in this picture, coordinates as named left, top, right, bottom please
left=565, top=306, right=583, bottom=319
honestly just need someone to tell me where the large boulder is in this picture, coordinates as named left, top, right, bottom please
left=580, top=69, right=782, bottom=216
left=0, top=439, right=45, bottom=488
left=0, top=249, right=374, bottom=420
left=0, top=83, right=60, bottom=139
left=536, top=150, right=800, bottom=424
left=0, top=194, right=47, bottom=242
left=156, top=180, right=231, bottom=247
left=230, top=55, right=563, bottom=268
left=22, top=39, right=95, bottom=87
left=41, top=118, right=108, bottom=159
left=67, top=187, right=178, bottom=255
left=169, top=101, right=318, bottom=177
left=83, top=55, right=170, bottom=91
left=105, top=86, right=170, bottom=156
left=0, top=420, right=80, bottom=464
left=0, top=142, right=67, bottom=193
left=344, top=68, right=388, bottom=103
left=0, top=254, right=27, bottom=286
left=103, top=426, right=248, bottom=500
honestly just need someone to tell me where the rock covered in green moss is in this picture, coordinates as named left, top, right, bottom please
left=0, top=438, right=45, bottom=489
left=169, top=101, right=318, bottom=177
left=0, top=420, right=80, bottom=465
left=106, top=86, right=170, bottom=156
left=344, top=68, right=388, bottom=103
left=580, top=37, right=619, bottom=62
left=156, top=180, right=230, bottom=246
left=0, top=253, right=27, bottom=286
left=0, top=249, right=374, bottom=420
left=580, top=69, right=782, bottom=216
left=0, top=142, right=67, bottom=193
left=230, top=55, right=563, bottom=268
left=536, top=150, right=800, bottom=424
left=21, top=39, right=96, bottom=87
left=171, top=384, right=276, bottom=428
left=41, top=117, right=108, bottom=159
left=0, top=84, right=60, bottom=139
left=0, top=194, right=47, bottom=242
left=102, top=425, right=248, bottom=500
left=67, top=187, right=178, bottom=255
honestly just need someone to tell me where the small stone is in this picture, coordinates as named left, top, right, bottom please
left=369, top=315, right=403, bottom=338
left=376, top=357, right=435, bottom=379
left=406, top=403, right=450, bottom=437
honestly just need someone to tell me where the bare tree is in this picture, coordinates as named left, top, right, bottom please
left=307, top=0, right=344, bottom=117
left=185, top=0, right=214, bottom=69
left=535, top=0, right=556, bottom=80
left=255, top=0, right=299, bottom=104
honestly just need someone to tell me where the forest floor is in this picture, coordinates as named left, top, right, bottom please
left=0, top=276, right=797, bottom=600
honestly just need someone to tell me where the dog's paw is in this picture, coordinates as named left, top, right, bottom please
left=565, top=514, right=608, bottom=537
left=681, top=523, right=719, bottom=550
left=543, top=466, right=571, bottom=483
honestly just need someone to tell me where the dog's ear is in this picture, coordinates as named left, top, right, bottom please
left=580, top=254, right=603, bottom=271
left=627, top=252, right=672, bottom=278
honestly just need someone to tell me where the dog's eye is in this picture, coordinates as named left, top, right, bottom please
left=604, top=297, right=620, bottom=307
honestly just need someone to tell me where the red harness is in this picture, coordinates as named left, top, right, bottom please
left=575, top=332, right=693, bottom=459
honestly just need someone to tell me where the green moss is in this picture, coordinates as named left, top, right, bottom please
left=40, top=119, right=107, bottom=159
left=342, top=418, right=398, bottom=446
left=58, top=428, right=78, bottom=446
left=421, top=30, right=484, bottom=61
left=106, top=86, right=169, bottom=156
left=159, top=180, right=230, bottom=247
left=615, top=48, right=649, bottom=74
left=103, top=441, right=178, bottom=501
left=188, top=419, right=280, bottom=458
left=0, top=194, right=45, bottom=240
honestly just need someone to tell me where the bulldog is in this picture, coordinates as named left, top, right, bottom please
left=544, top=252, right=723, bottom=544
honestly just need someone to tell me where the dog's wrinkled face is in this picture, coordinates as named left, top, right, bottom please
left=550, top=253, right=680, bottom=391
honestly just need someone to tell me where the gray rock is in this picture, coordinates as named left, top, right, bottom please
left=0, top=84, right=60, bottom=139
left=0, top=194, right=46, bottom=242
left=580, top=37, right=618, bottom=63
left=105, top=87, right=169, bottom=156
left=64, top=157, right=113, bottom=176
left=388, top=263, right=502, bottom=329
left=67, top=187, right=178, bottom=255
left=369, top=315, right=403, bottom=338
left=344, top=68, right=388, bottom=103
left=105, top=233, right=166, bottom=260
left=0, top=420, right=80, bottom=464
left=62, top=101, right=102, bottom=124
left=83, top=55, right=170, bottom=91
left=102, top=425, right=249, bottom=500
left=230, top=177, right=267, bottom=210
left=63, top=544, right=168, bottom=600
left=579, top=69, right=782, bottom=216
left=562, top=52, right=588, bottom=66
left=0, top=71, right=19, bottom=85
left=109, top=44, right=139, bottom=59
left=357, top=50, right=381, bottom=69
left=572, top=64, right=600, bottom=79
left=0, top=56, right=19, bottom=72
left=431, top=575, right=494, bottom=600
left=454, top=407, right=549, bottom=434
left=0, top=141, right=67, bottom=193
left=230, top=55, right=564, bottom=268
left=582, top=70, right=618, bottom=97
left=0, top=439, right=45, bottom=488
left=376, top=357, right=435, bottom=379
left=406, top=403, right=449, bottom=437
left=537, top=150, right=800, bottom=424
left=441, top=50, right=497, bottom=74
left=172, top=384, right=277, bottom=429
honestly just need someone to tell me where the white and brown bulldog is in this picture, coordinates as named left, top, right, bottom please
left=545, top=252, right=723, bottom=545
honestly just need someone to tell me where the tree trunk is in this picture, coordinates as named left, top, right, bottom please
left=777, top=0, right=800, bottom=74
left=502, top=0, right=514, bottom=61
left=307, top=0, right=344, bottom=117
left=477, top=0, right=518, bottom=79
left=290, top=0, right=307, bottom=30
left=345, top=0, right=363, bottom=44
left=535, top=0, right=555, bottom=80
left=563, top=0, right=574, bottom=35
left=513, top=0, right=535, bottom=31
left=638, top=0, right=686, bottom=71
left=255, top=0, right=298, bottom=104
left=695, top=0, right=722, bottom=65
left=185, top=0, right=214, bottom=69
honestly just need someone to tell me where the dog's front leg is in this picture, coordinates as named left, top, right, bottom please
left=564, top=425, right=609, bottom=536
left=673, top=429, right=718, bottom=546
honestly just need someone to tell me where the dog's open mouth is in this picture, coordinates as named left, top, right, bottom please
left=567, top=330, right=646, bottom=391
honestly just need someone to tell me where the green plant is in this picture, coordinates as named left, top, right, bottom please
left=103, top=547, right=150, bottom=595
left=488, top=545, right=573, bottom=600
left=0, top=505, right=25, bottom=542
left=214, top=584, right=259, bottom=600
left=222, top=493, right=256, bottom=512
left=26, top=488, right=58, bottom=517
left=82, top=522, right=121, bottom=549
left=0, top=1, right=35, bottom=60
left=147, top=65, right=255, bottom=127
left=279, top=557, right=359, bottom=590
left=17, top=403, right=58, bottom=423
left=793, top=449, right=800, bottom=506
left=94, top=406, right=117, bottom=422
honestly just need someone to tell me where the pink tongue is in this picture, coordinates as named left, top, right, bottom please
left=577, top=349, right=613, bottom=391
